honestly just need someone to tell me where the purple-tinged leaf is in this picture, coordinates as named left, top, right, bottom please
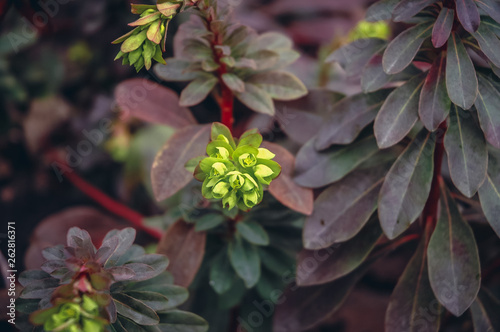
left=383, top=21, right=433, bottom=74
left=419, top=53, right=451, bottom=131
left=475, top=75, right=500, bottom=148
left=470, top=288, right=500, bottom=331
left=123, top=291, right=170, bottom=312
left=115, top=78, right=197, bottom=128
left=113, top=293, right=159, bottom=325
left=19, top=278, right=59, bottom=299
left=393, top=0, right=439, bottom=22
left=294, top=136, right=379, bottom=188
left=478, top=150, right=500, bottom=238
left=262, top=141, right=313, bottom=215
left=477, top=0, right=500, bottom=24
left=303, top=167, right=386, bottom=249
left=107, top=266, right=136, bottom=282
left=102, top=228, right=137, bottom=268
left=379, top=129, right=435, bottom=239
left=235, top=83, right=275, bottom=115
left=444, top=104, right=488, bottom=197
left=455, top=0, right=481, bottom=33
left=362, top=54, right=392, bottom=93
left=374, top=73, right=426, bottom=148
left=386, top=237, right=442, bottom=332
left=41, top=245, right=65, bottom=261
left=180, top=75, right=218, bottom=107
left=151, top=125, right=211, bottom=201
left=446, top=33, right=478, bottom=110
left=471, top=24, right=500, bottom=67
left=327, top=38, right=387, bottom=77
left=432, top=8, right=454, bottom=48
left=366, top=0, right=399, bottom=22
left=298, top=219, right=382, bottom=286
left=315, top=89, right=391, bottom=149
left=427, top=181, right=481, bottom=317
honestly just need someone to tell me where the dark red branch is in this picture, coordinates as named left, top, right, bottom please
left=423, top=121, right=447, bottom=238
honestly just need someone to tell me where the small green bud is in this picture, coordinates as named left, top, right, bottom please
left=228, top=171, right=245, bottom=189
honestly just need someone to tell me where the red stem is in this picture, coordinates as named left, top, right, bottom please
left=51, top=154, right=162, bottom=240
left=422, top=121, right=447, bottom=237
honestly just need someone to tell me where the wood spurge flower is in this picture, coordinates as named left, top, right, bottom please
left=194, top=123, right=281, bottom=211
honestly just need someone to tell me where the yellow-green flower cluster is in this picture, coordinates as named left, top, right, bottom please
left=113, top=2, right=183, bottom=71
left=43, top=296, right=106, bottom=332
left=349, top=20, right=391, bottom=41
left=195, top=123, right=281, bottom=211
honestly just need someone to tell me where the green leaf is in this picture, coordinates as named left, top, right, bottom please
left=476, top=74, right=500, bottom=148
left=444, top=104, right=487, bottom=197
left=446, top=33, right=478, bottom=110
left=478, top=150, right=500, bottom=237
left=132, top=284, right=188, bottom=310
left=432, top=7, right=454, bottom=48
left=151, top=125, right=211, bottom=201
left=382, top=21, right=433, bottom=74
left=121, top=30, right=148, bottom=53
left=247, top=71, right=308, bottom=101
left=221, top=73, right=245, bottom=93
left=295, top=136, right=379, bottom=188
left=393, top=0, right=439, bottom=22
left=113, top=293, right=159, bottom=326
left=316, top=89, right=390, bottom=149
left=471, top=24, right=500, bottom=67
left=470, top=288, right=500, bottom=332
left=374, top=73, right=426, bottom=148
left=158, top=310, right=209, bottom=332
left=228, top=236, right=261, bottom=288
left=235, top=83, right=275, bottom=116
left=209, top=250, right=235, bottom=294
left=386, top=237, right=442, bottom=332
left=236, top=221, right=270, bottom=246
left=154, top=58, right=202, bottom=82
left=378, top=129, right=435, bottom=239
left=179, top=76, right=218, bottom=107
left=298, top=219, right=382, bottom=286
left=365, top=0, right=399, bottom=22
left=195, top=213, right=226, bottom=231
left=482, top=16, right=500, bottom=37
left=419, top=53, right=451, bottom=131
left=327, top=38, right=387, bottom=77
left=258, top=247, right=295, bottom=276
left=303, top=166, right=386, bottom=249
left=455, top=0, right=480, bottom=33
left=427, top=182, right=481, bottom=317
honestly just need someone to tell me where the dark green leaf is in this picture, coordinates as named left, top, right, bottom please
left=113, top=293, right=159, bottom=325
left=470, top=288, right=500, bottom=332
left=432, top=8, right=454, bottom=48
left=211, top=122, right=237, bottom=149
left=195, top=213, right=226, bottom=231
left=315, top=89, right=390, bottom=149
left=477, top=0, right=500, bottom=24
left=236, top=221, right=270, bottom=246
left=235, top=83, right=275, bottom=115
left=379, top=129, right=435, bottom=239
left=366, top=0, right=399, bottom=22
left=482, top=17, right=500, bottom=37
left=386, top=237, right=442, bottom=332
left=327, top=38, right=387, bottom=77
left=374, top=73, right=426, bottom=148
left=446, top=33, right=478, bottom=110
left=303, top=166, right=386, bottom=249
left=444, top=104, right=487, bottom=197
left=427, top=182, right=481, bottom=316
left=247, top=71, right=307, bottom=101
left=476, top=75, right=500, bottom=148
left=478, top=150, right=500, bottom=237
left=456, top=0, right=480, bottom=33
left=124, top=291, right=170, bottom=312
left=298, top=219, right=382, bottom=286
left=209, top=250, right=235, bottom=294
left=471, top=24, right=500, bottom=67
left=179, top=76, right=218, bottom=107
left=419, top=53, right=451, bottom=131
left=383, top=22, right=433, bottom=74
left=132, top=284, right=188, bottom=310
left=158, top=310, right=209, bottom=332
left=295, top=136, right=379, bottom=188
left=154, top=59, right=202, bottom=82
left=228, top=235, right=261, bottom=288
left=362, top=54, right=392, bottom=93
left=393, top=0, right=439, bottom=22
left=151, top=125, right=210, bottom=201
left=258, top=246, right=296, bottom=276
left=221, top=73, right=245, bottom=93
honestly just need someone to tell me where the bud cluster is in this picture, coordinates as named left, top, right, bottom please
left=194, top=123, right=281, bottom=211
left=113, top=2, right=185, bottom=71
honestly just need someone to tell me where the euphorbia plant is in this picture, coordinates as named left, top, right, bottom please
left=272, top=0, right=500, bottom=331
